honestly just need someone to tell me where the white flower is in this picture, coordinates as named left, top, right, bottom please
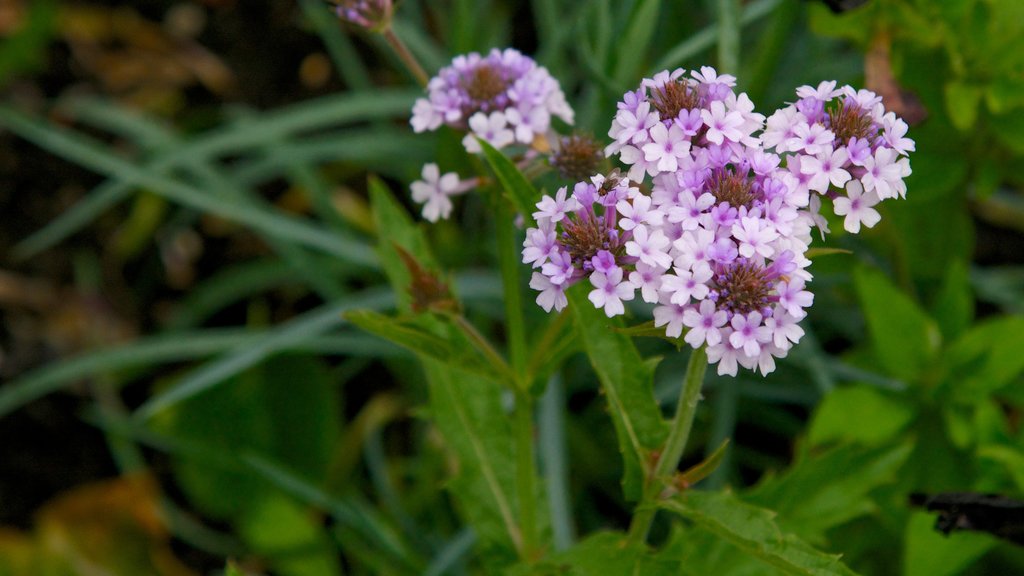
left=642, top=123, right=691, bottom=173
left=682, top=299, right=728, bottom=348
left=860, top=147, right=904, bottom=200
left=801, top=148, right=851, bottom=193
left=626, top=226, right=673, bottom=269
left=701, top=100, right=745, bottom=145
left=462, top=111, right=515, bottom=153
left=616, top=194, right=663, bottom=231
left=410, top=163, right=459, bottom=222
left=659, top=266, right=712, bottom=306
left=533, top=186, right=580, bottom=223
left=530, top=272, right=567, bottom=312
left=732, top=217, right=779, bottom=259
left=629, top=261, right=666, bottom=303
left=653, top=301, right=688, bottom=338
left=787, top=123, right=834, bottom=156
left=833, top=180, right=881, bottom=234
left=729, top=311, right=772, bottom=358
left=588, top=267, right=634, bottom=317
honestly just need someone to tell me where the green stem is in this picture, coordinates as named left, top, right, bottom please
left=716, top=0, right=741, bottom=75
left=495, top=203, right=529, bottom=384
left=382, top=27, right=430, bottom=87
left=495, top=197, right=538, bottom=559
left=627, top=345, right=708, bottom=545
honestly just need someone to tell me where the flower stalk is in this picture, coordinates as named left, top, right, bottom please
left=627, top=345, right=708, bottom=545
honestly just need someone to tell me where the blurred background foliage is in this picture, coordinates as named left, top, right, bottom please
left=0, top=0, right=1023, bottom=574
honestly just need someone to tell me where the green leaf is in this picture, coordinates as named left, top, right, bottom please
left=944, top=81, right=983, bottom=131
left=853, top=266, right=940, bottom=381
left=903, top=511, right=995, bottom=576
left=423, top=362, right=523, bottom=566
left=135, top=291, right=393, bottom=419
left=368, top=176, right=438, bottom=313
left=808, top=386, right=915, bottom=447
left=568, top=286, right=668, bottom=501
left=931, top=259, right=974, bottom=342
left=942, top=315, right=1024, bottom=399
left=237, top=495, right=343, bottom=576
left=150, top=354, right=340, bottom=520
left=345, top=310, right=512, bottom=385
left=678, top=439, right=730, bottom=489
left=745, top=443, right=913, bottom=544
left=507, top=531, right=684, bottom=576
left=991, top=108, right=1024, bottom=154
left=662, top=491, right=859, bottom=576
left=477, top=139, right=539, bottom=223
left=805, top=247, right=852, bottom=259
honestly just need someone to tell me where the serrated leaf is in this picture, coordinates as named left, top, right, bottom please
left=746, top=443, right=913, bottom=544
left=507, top=531, right=685, bottom=576
left=477, top=139, right=539, bottom=223
left=568, top=286, right=668, bottom=501
left=345, top=310, right=513, bottom=386
left=367, top=175, right=438, bottom=313
left=423, top=361, right=524, bottom=566
left=853, top=266, right=940, bottom=380
left=662, top=491, right=860, bottom=576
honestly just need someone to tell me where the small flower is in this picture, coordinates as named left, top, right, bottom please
left=682, top=299, right=728, bottom=348
left=629, top=261, right=667, bottom=303
left=530, top=272, right=567, bottom=312
left=653, top=301, right=688, bottom=338
left=728, top=311, right=771, bottom=357
left=410, top=163, right=460, bottom=222
left=626, top=225, right=673, bottom=269
left=617, top=194, right=664, bottom=231
left=533, top=186, right=581, bottom=223
left=462, top=111, right=515, bottom=153
left=701, top=100, right=744, bottom=145
left=832, top=180, right=881, bottom=233
left=801, top=148, right=851, bottom=193
left=642, top=123, right=691, bottom=174
left=588, top=267, right=635, bottom=317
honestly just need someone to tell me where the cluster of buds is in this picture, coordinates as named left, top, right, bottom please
left=520, top=68, right=913, bottom=375
left=330, top=0, right=393, bottom=31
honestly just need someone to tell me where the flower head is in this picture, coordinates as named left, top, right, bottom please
left=411, top=49, right=574, bottom=153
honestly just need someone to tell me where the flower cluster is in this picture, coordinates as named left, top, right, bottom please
left=410, top=48, right=574, bottom=153
left=520, top=68, right=914, bottom=375
left=763, top=81, right=914, bottom=234
left=331, top=0, right=393, bottom=30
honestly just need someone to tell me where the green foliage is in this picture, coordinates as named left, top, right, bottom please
left=662, top=491, right=858, bottom=576
left=568, top=286, right=668, bottom=501
left=4, top=0, right=1024, bottom=574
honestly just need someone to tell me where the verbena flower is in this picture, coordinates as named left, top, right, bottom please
left=606, top=67, right=764, bottom=180
left=410, top=163, right=473, bottom=222
left=763, top=82, right=914, bottom=234
left=522, top=173, right=642, bottom=315
left=410, top=48, right=574, bottom=153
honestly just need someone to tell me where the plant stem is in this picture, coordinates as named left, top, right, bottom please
left=495, top=197, right=538, bottom=559
left=627, top=345, right=708, bottom=545
left=382, top=26, right=429, bottom=87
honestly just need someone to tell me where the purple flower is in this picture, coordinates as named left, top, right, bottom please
left=410, top=48, right=574, bottom=153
